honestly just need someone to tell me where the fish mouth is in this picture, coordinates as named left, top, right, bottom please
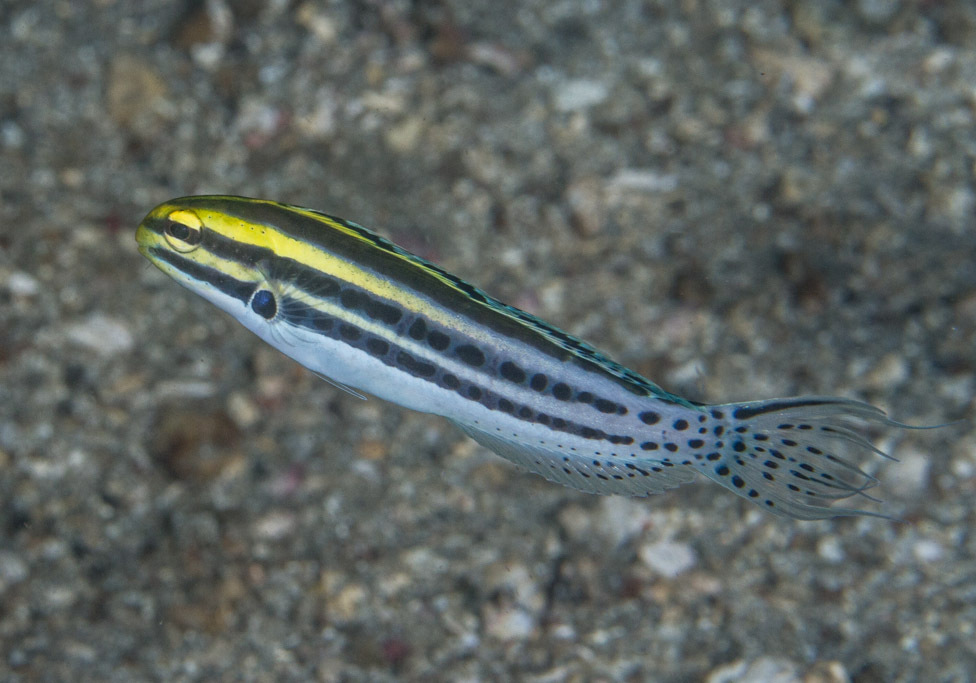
left=136, top=243, right=157, bottom=265
left=135, top=223, right=151, bottom=256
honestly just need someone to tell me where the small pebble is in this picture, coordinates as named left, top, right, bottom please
left=64, top=314, right=134, bottom=355
left=6, top=271, right=39, bottom=296
left=707, top=657, right=801, bottom=683
left=912, top=539, right=944, bottom=563
left=639, top=539, right=697, bottom=578
left=552, top=79, right=609, bottom=112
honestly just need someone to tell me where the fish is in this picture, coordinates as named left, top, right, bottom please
left=136, top=195, right=908, bottom=519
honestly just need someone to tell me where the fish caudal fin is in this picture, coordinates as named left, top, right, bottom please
left=698, top=396, right=902, bottom=520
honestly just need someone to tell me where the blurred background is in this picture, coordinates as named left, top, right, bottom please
left=1, top=1, right=975, bottom=680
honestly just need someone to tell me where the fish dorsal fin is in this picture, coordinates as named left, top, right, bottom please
left=451, top=420, right=696, bottom=496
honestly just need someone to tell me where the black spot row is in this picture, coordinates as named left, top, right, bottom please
left=395, top=350, right=436, bottom=378
left=499, top=361, right=526, bottom=383
left=366, top=338, right=390, bottom=357
left=455, top=344, right=485, bottom=367
left=431, top=368, right=637, bottom=445
left=282, top=294, right=636, bottom=447
left=339, top=324, right=361, bottom=341
left=407, top=317, right=453, bottom=353
left=639, top=411, right=660, bottom=425
left=482, top=295, right=661, bottom=398
left=339, top=288, right=403, bottom=326
left=403, top=319, right=633, bottom=418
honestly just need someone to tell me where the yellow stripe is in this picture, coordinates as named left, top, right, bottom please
left=229, top=198, right=476, bottom=300
left=172, top=205, right=496, bottom=344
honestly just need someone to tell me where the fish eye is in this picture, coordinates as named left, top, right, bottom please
left=165, top=221, right=190, bottom=240
left=251, top=289, right=277, bottom=319
left=162, top=210, right=204, bottom=253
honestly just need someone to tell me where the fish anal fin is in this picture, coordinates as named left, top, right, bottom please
left=451, top=420, right=696, bottom=497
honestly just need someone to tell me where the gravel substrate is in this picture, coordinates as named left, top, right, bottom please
left=2, top=1, right=975, bottom=681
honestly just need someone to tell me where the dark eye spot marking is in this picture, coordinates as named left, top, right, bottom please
left=639, top=411, right=660, bottom=425
left=673, top=419, right=689, bottom=431
left=594, top=399, right=618, bottom=414
left=442, top=373, right=461, bottom=390
left=529, top=373, right=548, bottom=391
left=162, top=216, right=203, bottom=252
left=251, top=290, right=277, bottom=319
left=165, top=221, right=190, bottom=240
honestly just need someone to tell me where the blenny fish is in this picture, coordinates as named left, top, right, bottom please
left=137, top=195, right=904, bottom=519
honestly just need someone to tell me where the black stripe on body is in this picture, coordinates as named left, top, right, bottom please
left=150, top=247, right=258, bottom=304
left=277, top=293, right=642, bottom=449
left=153, top=216, right=676, bottom=431
left=163, top=197, right=686, bottom=403
left=185, top=229, right=656, bottom=420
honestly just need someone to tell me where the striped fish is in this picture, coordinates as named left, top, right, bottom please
left=136, top=195, right=904, bottom=519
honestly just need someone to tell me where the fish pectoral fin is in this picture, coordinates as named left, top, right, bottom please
left=451, top=420, right=697, bottom=497
left=311, top=371, right=368, bottom=400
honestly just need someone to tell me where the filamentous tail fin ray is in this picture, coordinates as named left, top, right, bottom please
left=699, top=396, right=904, bottom=520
